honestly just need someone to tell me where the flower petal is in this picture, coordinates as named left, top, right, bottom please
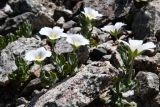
left=128, top=39, right=143, bottom=51
left=25, top=50, right=36, bottom=61
left=39, top=27, right=53, bottom=37
left=101, top=25, right=116, bottom=32
left=115, top=22, right=126, bottom=30
left=52, top=26, right=64, bottom=34
left=118, top=40, right=130, bottom=47
left=66, top=34, right=89, bottom=47
left=83, top=7, right=102, bottom=19
left=138, top=42, right=156, bottom=52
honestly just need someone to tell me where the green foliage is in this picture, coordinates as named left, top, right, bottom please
left=0, top=20, right=32, bottom=50
left=103, top=44, right=138, bottom=107
left=40, top=70, right=57, bottom=86
left=52, top=52, right=78, bottom=79
left=8, top=57, right=31, bottom=90
left=79, top=15, right=97, bottom=46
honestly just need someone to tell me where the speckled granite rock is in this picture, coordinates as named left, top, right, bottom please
left=28, top=61, right=117, bottom=107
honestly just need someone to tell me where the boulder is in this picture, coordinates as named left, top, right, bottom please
left=28, top=61, right=117, bottom=107
left=132, top=0, right=160, bottom=39
left=136, top=71, right=159, bottom=107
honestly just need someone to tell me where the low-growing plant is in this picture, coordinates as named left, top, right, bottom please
left=103, top=39, right=156, bottom=107
left=101, top=22, right=126, bottom=40
left=80, top=7, right=103, bottom=46
left=8, top=57, right=30, bottom=91
left=0, top=20, right=32, bottom=50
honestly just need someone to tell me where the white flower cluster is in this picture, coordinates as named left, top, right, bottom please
left=25, top=7, right=156, bottom=62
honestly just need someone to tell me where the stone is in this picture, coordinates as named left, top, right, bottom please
left=0, top=11, right=55, bottom=35
left=16, top=97, right=28, bottom=107
left=132, top=0, right=160, bottom=39
left=62, top=20, right=76, bottom=30
left=8, top=0, right=41, bottom=15
left=83, top=0, right=133, bottom=20
left=42, top=64, right=55, bottom=72
left=67, top=27, right=81, bottom=34
left=22, top=78, right=41, bottom=97
left=134, top=53, right=160, bottom=73
left=54, top=38, right=89, bottom=64
left=89, top=42, right=116, bottom=61
left=56, top=17, right=65, bottom=26
left=31, top=11, right=55, bottom=30
left=0, top=12, right=35, bottom=35
left=0, top=37, right=42, bottom=85
left=0, top=10, right=8, bottom=22
left=1, top=4, right=13, bottom=14
left=53, top=7, right=73, bottom=21
left=136, top=71, right=159, bottom=100
left=28, top=61, right=117, bottom=107
left=54, top=38, right=73, bottom=54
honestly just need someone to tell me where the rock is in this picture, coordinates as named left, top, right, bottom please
left=53, top=7, right=73, bottom=21
left=0, top=37, right=42, bottom=85
left=110, top=50, right=123, bottom=69
left=67, top=27, right=81, bottom=34
left=16, top=97, right=28, bottom=107
left=89, top=42, right=116, bottom=61
left=83, top=0, right=133, bottom=20
left=22, top=78, right=41, bottom=97
left=56, top=17, right=65, bottom=26
left=0, top=11, right=55, bottom=35
left=8, top=0, right=41, bottom=15
left=152, top=92, right=160, bottom=107
left=28, top=61, right=117, bottom=107
left=42, top=64, right=55, bottom=72
left=31, top=11, right=55, bottom=30
left=132, top=0, right=160, bottom=39
left=41, top=1, right=57, bottom=17
left=136, top=71, right=159, bottom=100
left=54, top=38, right=73, bottom=54
left=76, top=46, right=89, bottom=65
left=1, top=4, right=13, bottom=14
left=134, top=53, right=160, bottom=73
left=0, top=10, right=8, bottom=22
left=54, top=38, right=89, bottom=64
left=62, top=20, right=76, bottom=30
left=0, top=12, right=34, bottom=35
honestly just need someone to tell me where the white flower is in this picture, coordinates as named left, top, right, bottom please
left=101, top=22, right=126, bottom=36
left=66, top=34, right=89, bottom=47
left=122, top=90, right=134, bottom=98
left=25, top=47, right=51, bottom=62
left=82, top=7, right=103, bottom=20
left=119, top=39, right=156, bottom=54
left=39, top=26, right=66, bottom=40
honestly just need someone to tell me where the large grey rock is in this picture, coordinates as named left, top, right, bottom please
left=0, top=37, right=42, bottom=85
left=136, top=71, right=159, bottom=107
left=83, top=0, right=133, bottom=20
left=136, top=71, right=159, bottom=100
left=28, top=61, right=117, bottom=107
left=132, top=0, right=160, bottom=39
